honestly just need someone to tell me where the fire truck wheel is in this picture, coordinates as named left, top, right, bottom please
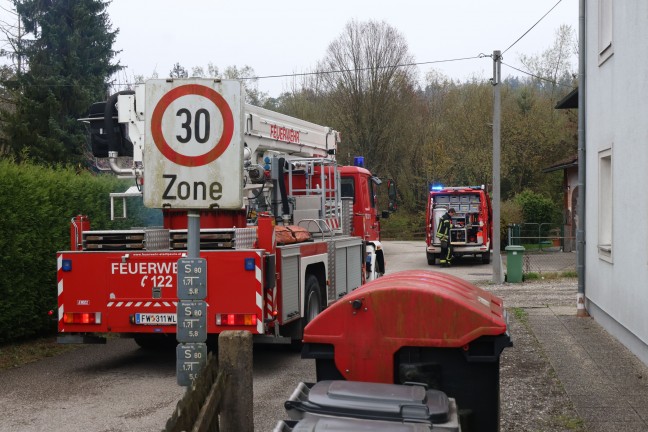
left=481, top=252, right=491, bottom=264
left=304, top=274, right=322, bottom=324
left=426, top=252, right=436, bottom=266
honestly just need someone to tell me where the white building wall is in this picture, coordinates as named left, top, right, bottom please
left=585, top=1, right=648, bottom=363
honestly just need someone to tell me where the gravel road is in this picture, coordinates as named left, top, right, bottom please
left=0, top=240, right=582, bottom=431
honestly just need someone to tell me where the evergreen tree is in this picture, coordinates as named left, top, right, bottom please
left=1, top=0, right=121, bottom=165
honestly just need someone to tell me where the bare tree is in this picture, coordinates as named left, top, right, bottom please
left=518, top=24, right=577, bottom=100
left=0, top=2, right=24, bottom=76
left=222, top=65, right=267, bottom=105
left=169, top=62, right=189, bottom=78
left=317, top=20, right=419, bottom=182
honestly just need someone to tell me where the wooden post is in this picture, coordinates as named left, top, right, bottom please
left=219, top=331, right=253, bottom=432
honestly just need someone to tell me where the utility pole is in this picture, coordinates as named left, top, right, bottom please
left=492, top=50, right=502, bottom=284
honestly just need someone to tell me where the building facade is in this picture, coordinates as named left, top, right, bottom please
left=585, top=1, right=648, bottom=364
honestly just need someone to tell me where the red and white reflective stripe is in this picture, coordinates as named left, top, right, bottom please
left=326, top=218, right=340, bottom=230
left=255, top=252, right=264, bottom=334
left=265, top=287, right=273, bottom=320
left=57, top=255, right=64, bottom=322
left=106, top=301, right=179, bottom=308
left=272, top=226, right=276, bottom=249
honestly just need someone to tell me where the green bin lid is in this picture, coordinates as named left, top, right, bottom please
left=505, top=245, right=525, bottom=251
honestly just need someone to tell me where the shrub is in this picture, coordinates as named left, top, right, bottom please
left=500, top=199, right=524, bottom=249
left=0, top=160, right=154, bottom=343
left=380, top=211, right=425, bottom=240
left=514, top=190, right=560, bottom=224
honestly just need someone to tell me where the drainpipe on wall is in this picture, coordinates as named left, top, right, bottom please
left=576, top=0, right=589, bottom=318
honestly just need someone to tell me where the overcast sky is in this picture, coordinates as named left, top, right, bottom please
left=2, top=0, right=579, bottom=97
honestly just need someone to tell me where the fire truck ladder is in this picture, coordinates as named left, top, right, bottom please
left=287, top=157, right=342, bottom=238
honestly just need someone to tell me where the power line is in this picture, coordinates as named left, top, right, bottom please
left=0, top=4, right=18, bottom=17
left=240, top=54, right=488, bottom=81
left=501, top=61, right=573, bottom=88
left=0, top=55, right=570, bottom=90
left=103, top=54, right=487, bottom=87
left=503, top=0, right=563, bottom=55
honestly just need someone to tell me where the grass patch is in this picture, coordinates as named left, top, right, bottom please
left=522, top=271, right=578, bottom=281
left=554, top=414, right=585, bottom=431
left=380, top=212, right=425, bottom=240
left=0, top=336, right=80, bottom=371
left=510, top=307, right=529, bottom=325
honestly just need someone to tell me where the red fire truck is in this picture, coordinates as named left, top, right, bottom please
left=425, top=185, right=492, bottom=265
left=57, top=79, right=391, bottom=347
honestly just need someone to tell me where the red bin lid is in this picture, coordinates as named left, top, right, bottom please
left=303, top=270, right=507, bottom=383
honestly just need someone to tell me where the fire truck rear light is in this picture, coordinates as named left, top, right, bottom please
left=216, top=313, right=258, bottom=326
left=63, top=312, right=101, bottom=324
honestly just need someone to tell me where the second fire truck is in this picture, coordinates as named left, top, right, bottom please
left=425, top=185, right=492, bottom=265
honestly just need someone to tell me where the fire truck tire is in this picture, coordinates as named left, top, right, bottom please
left=426, top=252, right=437, bottom=266
left=481, top=252, right=491, bottom=264
left=289, top=274, right=322, bottom=350
left=304, top=274, right=322, bottom=325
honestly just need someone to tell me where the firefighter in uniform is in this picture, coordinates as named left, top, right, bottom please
left=436, top=207, right=456, bottom=266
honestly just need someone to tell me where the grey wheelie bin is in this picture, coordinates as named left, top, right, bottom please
left=279, top=380, right=461, bottom=431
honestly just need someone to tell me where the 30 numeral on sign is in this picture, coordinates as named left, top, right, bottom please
left=176, top=108, right=211, bottom=144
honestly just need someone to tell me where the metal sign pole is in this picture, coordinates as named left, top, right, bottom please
left=176, top=210, right=208, bottom=387
left=187, top=211, right=200, bottom=259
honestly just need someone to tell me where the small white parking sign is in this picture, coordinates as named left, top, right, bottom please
left=143, top=79, right=244, bottom=209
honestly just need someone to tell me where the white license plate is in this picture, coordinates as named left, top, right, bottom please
left=135, top=313, right=177, bottom=325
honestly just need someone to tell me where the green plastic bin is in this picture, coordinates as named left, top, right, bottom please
left=505, top=245, right=525, bottom=283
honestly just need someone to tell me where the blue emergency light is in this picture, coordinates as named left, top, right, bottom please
left=430, top=184, right=444, bottom=191
left=244, top=258, right=255, bottom=271
left=353, top=156, right=365, bottom=167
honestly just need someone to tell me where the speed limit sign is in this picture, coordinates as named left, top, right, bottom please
left=143, top=79, right=244, bottom=209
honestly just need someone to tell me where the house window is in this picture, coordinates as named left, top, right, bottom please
left=598, top=148, right=612, bottom=260
left=598, top=0, right=613, bottom=64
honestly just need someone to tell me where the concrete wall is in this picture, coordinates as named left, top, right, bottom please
left=585, top=1, right=648, bottom=364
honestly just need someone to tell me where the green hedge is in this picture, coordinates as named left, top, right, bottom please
left=0, top=160, right=154, bottom=343
left=380, top=211, right=425, bottom=240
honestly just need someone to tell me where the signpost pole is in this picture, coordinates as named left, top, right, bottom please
left=187, top=210, right=200, bottom=259
left=176, top=210, right=207, bottom=387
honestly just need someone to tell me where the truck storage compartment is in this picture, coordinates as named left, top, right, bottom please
left=302, top=270, right=511, bottom=432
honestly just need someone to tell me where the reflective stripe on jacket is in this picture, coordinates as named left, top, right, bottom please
left=436, top=213, right=452, bottom=240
